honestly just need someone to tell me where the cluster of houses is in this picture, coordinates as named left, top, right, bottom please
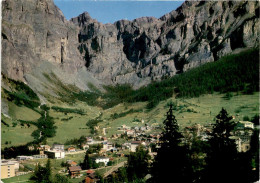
left=117, top=124, right=152, bottom=138
left=2, top=119, right=256, bottom=181
left=231, top=121, right=255, bottom=152
left=183, top=121, right=256, bottom=153
left=65, top=157, right=110, bottom=180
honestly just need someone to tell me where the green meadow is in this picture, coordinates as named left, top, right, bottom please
left=2, top=92, right=258, bottom=147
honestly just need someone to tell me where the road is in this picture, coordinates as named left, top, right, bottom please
left=103, top=161, right=127, bottom=178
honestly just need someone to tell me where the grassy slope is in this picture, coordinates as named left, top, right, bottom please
left=1, top=102, right=40, bottom=148
left=2, top=92, right=258, bottom=147
left=1, top=48, right=259, bottom=146
left=99, top=92, right=259, bottom=137
left=1, top=173, right=33, bottom=183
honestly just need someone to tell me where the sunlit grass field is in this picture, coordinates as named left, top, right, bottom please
left=2, top=92, right=258, bottom=147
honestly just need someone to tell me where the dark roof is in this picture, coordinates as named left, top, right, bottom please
left=88, top=173, right=96, bottom=179
left=69, top=166, right=82, bottom=172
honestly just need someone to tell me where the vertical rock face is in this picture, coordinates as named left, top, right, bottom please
left=72, top=0, right=259, bottom=88
left=2, top=0, right=85, bottom=82
left=2, top=0, right=259, bottom=91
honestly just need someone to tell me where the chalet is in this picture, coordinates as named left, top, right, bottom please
left=67, top=160, right=77, bottom=166
left=68, top=166, right=82, bottom=178
left=86, top=169, right=95, bottom=174
left=85, top=173, right=99, bottom=183
left=93, top=156, right=109, bottom=166
left=125, top=130, right=135, bottom=136
left=102, top=141, right=115, bottom=152
left=68, top=147, right=76, bottom=152
left=40, top=145, right=51, bottom=151
left=28, top=146, right=35, bottom=151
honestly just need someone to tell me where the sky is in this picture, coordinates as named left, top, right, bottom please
left=54, top=0, right=184, bottom=24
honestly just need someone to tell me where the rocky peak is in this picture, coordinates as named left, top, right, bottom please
left=1, top=0, right=100, bottom=99
left=2, top=0, right=259, bottom=92
left=71, top=11, right=96, bottom=27
left=72, top=0, right=259, bottom=88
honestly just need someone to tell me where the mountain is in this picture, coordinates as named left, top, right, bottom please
left=1, top=0, right=101, bottom=102
left=2, top=0, right=259, bottom=97
left=71, top=1, right=259, bottom=88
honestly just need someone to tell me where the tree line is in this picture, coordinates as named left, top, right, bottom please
left=74, top=48, right=259, bottom=109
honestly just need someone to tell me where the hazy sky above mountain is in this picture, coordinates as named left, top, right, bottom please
left=54, top=0, right=184, bottom=24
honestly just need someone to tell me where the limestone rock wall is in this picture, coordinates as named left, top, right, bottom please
left=72, top=1, right=259, bottom=88
left=2, top=0, right=259, bottom=90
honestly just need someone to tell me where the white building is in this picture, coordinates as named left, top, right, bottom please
left=239, top=121, right=254, bottom=129
left=33, top=154, right=48, bottom=159
left=130, top=141, right=146, bottom=152
left=52, top=144, right=64, bottom=151
left=16, top=156, right=33, bottom=161
left=45, top=150, right=65, bottom=159
left=93, top=157, right=110, bottom=166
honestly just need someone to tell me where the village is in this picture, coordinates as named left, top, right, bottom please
left=1, top=118, right=257, bottom=182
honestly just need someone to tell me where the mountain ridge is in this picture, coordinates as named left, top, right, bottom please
left=1, top=0, right=259, bottom=97
left=71, top=0, right=259, bottom=88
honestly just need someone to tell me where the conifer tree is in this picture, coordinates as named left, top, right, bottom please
left=150, top=104, right=192, bottom=183
left=82, top=152, right=92, bottom=169
left=30, top=160, right=52, bottom=183
left=44, top=159, right=52, bottom=182
left=204, top=108, right=238, bottom=183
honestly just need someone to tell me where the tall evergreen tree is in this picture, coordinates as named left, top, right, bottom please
left=30, top=160, right=52, bottom=183
left=150, top=104, right=192, bottom=183
left=248, top=128, right=259, bottom=182
left=82, top=152, right=93, bottom=169
left=44, top=159, right=52, bottom=182
left=203, top=108, right=239, bottom=183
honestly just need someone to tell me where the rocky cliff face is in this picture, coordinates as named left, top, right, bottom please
left=72, top=1, right=259, bottom=88
left=2, top=0, right=83, bottom=79
left=2, top=0, right=259, bottom=91
left=2, top=0, right=101, bottom=98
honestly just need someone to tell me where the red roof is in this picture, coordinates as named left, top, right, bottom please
left=86, top=169, right=95, bottom=174
left=68, top=161, right=77, bottom=166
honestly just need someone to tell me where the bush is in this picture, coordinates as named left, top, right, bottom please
left=224, top=92, right=233, bottom=100
left=243, top=116, right=250, bottom=121
left=51, top=106, right=85, bottom=115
